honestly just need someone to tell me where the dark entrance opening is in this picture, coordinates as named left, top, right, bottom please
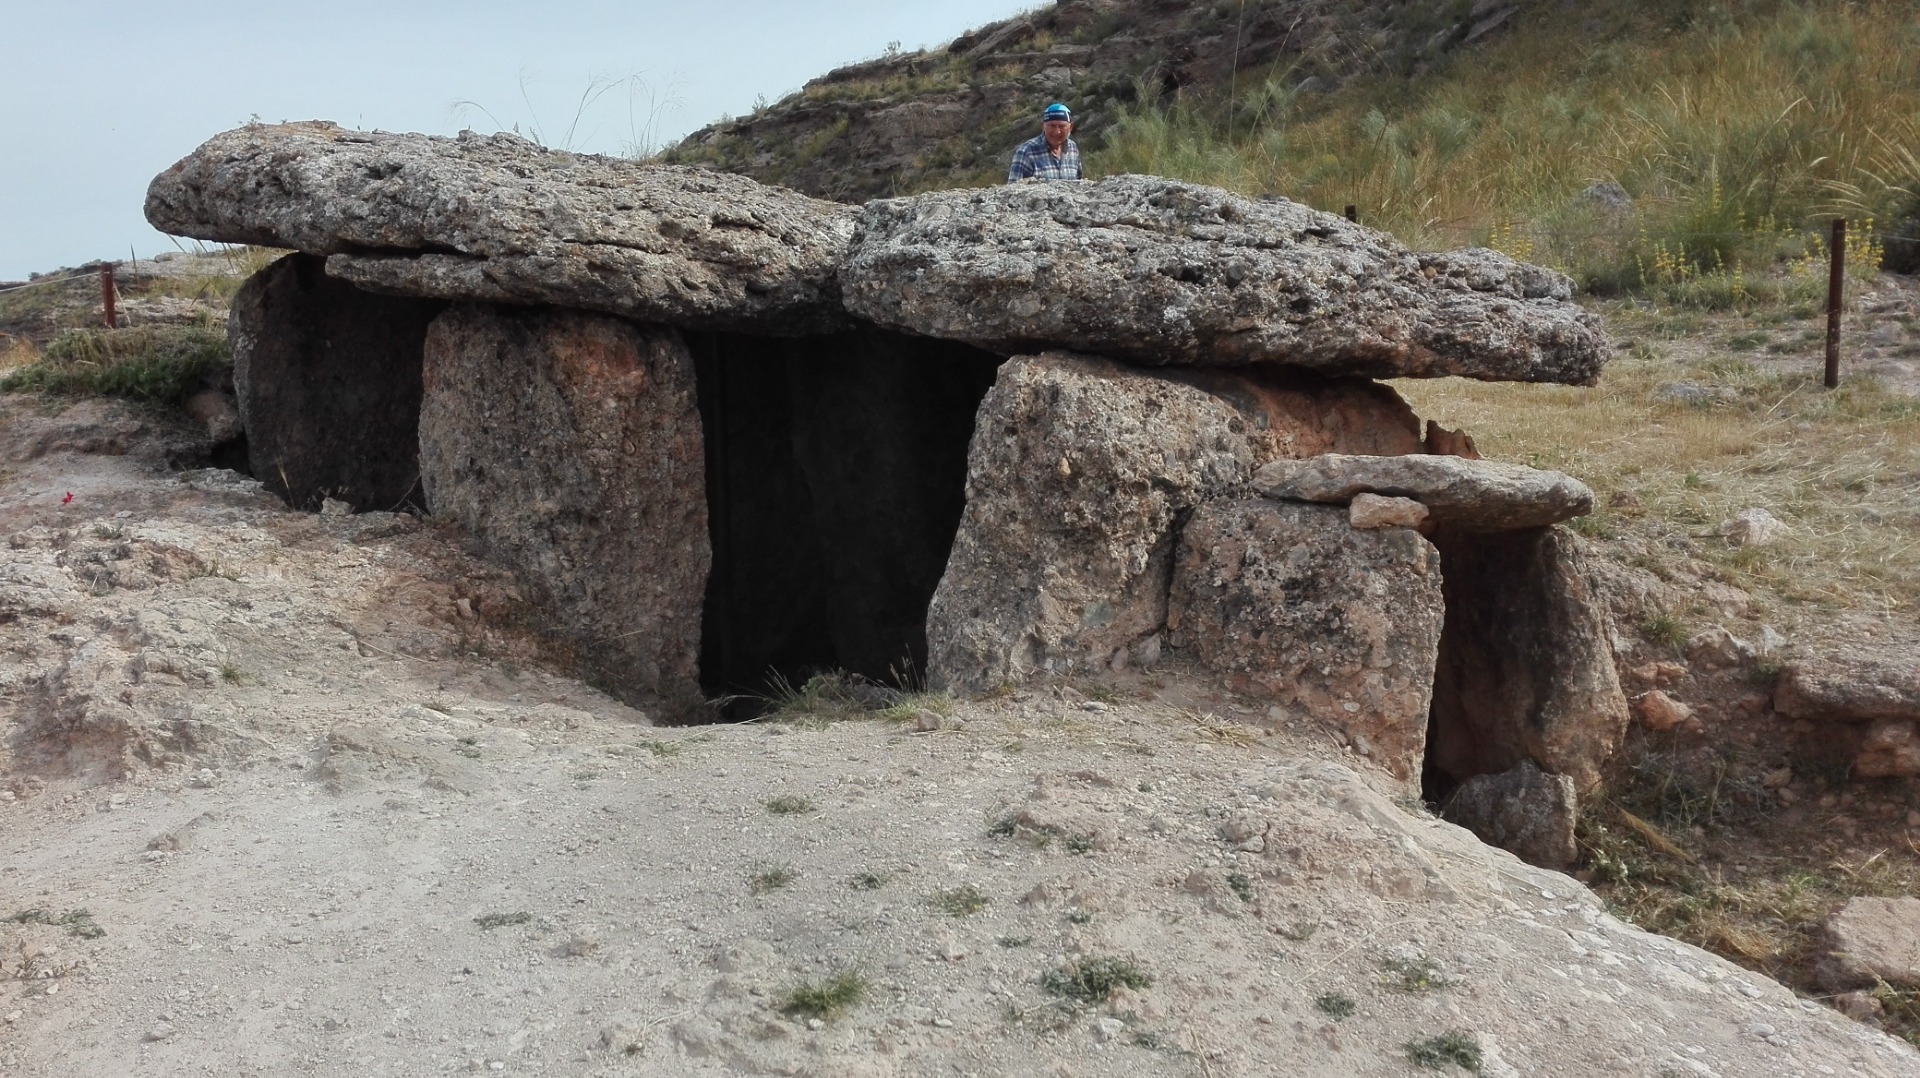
left=686, top=326, right=1003, bottom=712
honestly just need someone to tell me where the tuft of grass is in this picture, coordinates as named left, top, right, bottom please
left=1406, top=1031, right=1483, bottom=1071
left=0, top=325, right=230, bottom=404
left=1065, top=909, right=1095, bottom=925
left=1314, top=992, right=1356, bottom=1020
left=473, top=911, right=531, bottom=930
left=778, top=970, right=868, bottom=1022
left=929, top=884, right=990, bottom=917
left=765, top=795, right=816, bottom=816
left=761, top=669, right=890, bottom=724
left=1041, top=955, right=1152, bottom=1003
left=750, top=867, right=798, bottom=895
left=849, top=871, right=887, bottom=891
left=997, top=935, right=1032, bottom=949
left=1640, top=613, right=1690, bottom=652
left=1381, top=955, right=1451, bottom=993
left=1225, top=873, right=1255, bottom=903
left=217, top=662, right=248, bottom=685
left=1064, top=832, right=1097, bottom=855
left=640, top=739, right=686, bottom=758
left=453, top=736, right=482, bottom=760
left=5, top=908, right=105, bottom=939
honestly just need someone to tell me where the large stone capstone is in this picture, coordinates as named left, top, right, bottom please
left=841, top=175, right=1604, bottom=383
left=1167, top=499, right=1446, bottom=786
left=420, top=304, right=709, bottom=712
left=146, top=122, right=855, bottom=335
left=925, top=352, right=1423, bottom=692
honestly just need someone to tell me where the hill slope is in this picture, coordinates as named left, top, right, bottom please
left=662, top=0, right=1520, bottom=200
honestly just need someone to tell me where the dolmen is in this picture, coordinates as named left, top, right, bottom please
left=147, top=122, right=1629, bottom=861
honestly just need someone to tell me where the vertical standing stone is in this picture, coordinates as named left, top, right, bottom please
left=926, top=351, right=1423, bottom=694
left=1168, top=499, right=1445, bottom=786
left=419, top=304, right=709, bottom=712
left=228, top=253, right=444, bottom=510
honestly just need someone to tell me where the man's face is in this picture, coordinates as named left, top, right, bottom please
left=1042, top=119, right=1070, bottom=150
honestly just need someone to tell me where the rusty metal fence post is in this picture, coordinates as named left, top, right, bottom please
left=1824, top=218, right=1845, bottom=389
left=100, top=263, right=117, bottom=329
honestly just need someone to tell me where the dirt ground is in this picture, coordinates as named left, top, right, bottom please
left=3, top=401, right=1918, bottom=1076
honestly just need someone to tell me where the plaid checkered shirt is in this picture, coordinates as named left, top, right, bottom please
left=1007, top=134, right=1082, bottom=181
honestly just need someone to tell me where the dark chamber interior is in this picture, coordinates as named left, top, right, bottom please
left=686, top=326, right=1003, bottom=710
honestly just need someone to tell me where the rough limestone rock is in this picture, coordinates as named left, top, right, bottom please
left=1348, top=493, right=1428, bottom=530
left=228, top=253, right=444, bottom=511
left=146, top=122, right=855, bottom=335
left=841, top=175, right=1603, bottom=383
left=926, top=352, right=1421, bottom=691
left=1775, top=654, right=1920, bottom=722
left=1427, top=527, right=1629, bottom=793
left=1167, top=499, right=1445, bottom=785
left=1255, top=452, right=1594, bottom=531
left=419, top=304, right=708, bottom=711
left=1718, top=506, right=1790, bottom=547
left=1855, top=719, right=1920, bottom=778
left=1441, top=760, right=1579, bottom=870
left=1633, top=689, right=1693, bottom=732
left=1817, top=897, right=1920, bottom=991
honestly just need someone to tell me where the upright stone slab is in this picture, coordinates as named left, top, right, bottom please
left=925, top=352, right=1422, bottom=692
left=228, top=253, right=444, bottom=511
left=1427, top=527, right=1630, bottom=793
left=1168, top=500, right=1445, bottom=786
left=419, top=305, right=709, bottom=711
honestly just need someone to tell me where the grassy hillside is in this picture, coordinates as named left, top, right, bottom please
left=1096, top=0, right=1920, bottom=297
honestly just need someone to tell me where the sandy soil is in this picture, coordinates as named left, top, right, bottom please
left=3, top=396, right=1917, bottom=1077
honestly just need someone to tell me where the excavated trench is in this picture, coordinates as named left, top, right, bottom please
left=685, top=327, right=1003, bottom=711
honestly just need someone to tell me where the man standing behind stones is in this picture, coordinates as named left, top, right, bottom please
left=1007, top=103, right=1082, bottom=182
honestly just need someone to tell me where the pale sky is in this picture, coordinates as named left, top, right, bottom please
left=0, top=1, right=1039, bottom=281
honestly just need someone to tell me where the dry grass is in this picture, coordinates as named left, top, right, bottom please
left=1096, top=1, right=1920, bottom=289
left=1396, top=292, right=1920, bottom=622
left=0, top=337, right=38, bottom=372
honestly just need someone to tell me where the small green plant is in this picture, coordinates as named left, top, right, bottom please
left=90, top=523, right=124, bottom=540
left=849, top=872, right=887, bottom=891
left=1314, top=992, right=1356, bottom=1020
left=1042, top=956, right=1152, bottom=1003
left=218, top=662, right=247, bottom=685
left=1406, top=1031, right=1483, bottom=1071
left=0, top=326, right=230, bottom=404
left=453, top=736, right=481, bottom=760
left=778, top=971, right=868, bottom=1021
left=1381, top=955, right=1450, bottom=993
left=929, top=884, right=989, bottom=917
left=1064, top=832, right=1097, bottom=855
left=750, top=867, right=798, bottom=895
left=1065, top=909, right=1095, bottom=925
left=766, top=795, right=816, bottom=816
left=997, top=935, right=1032, bottom=948
left=5, top=908, right=105, bottom=939
left=473, top=911, right=532, bottom=930
left=1226, top=873, right=1255, bottom=902
left=1640, top=613, right=1689, bottom=652
left=641, top=739, right=685, bottom=758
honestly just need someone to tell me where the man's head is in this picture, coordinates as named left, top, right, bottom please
left=1041, top=103, right=1072, bottom=150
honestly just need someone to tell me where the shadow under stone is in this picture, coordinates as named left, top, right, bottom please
left=687, top=327, right=1003, bottom=711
